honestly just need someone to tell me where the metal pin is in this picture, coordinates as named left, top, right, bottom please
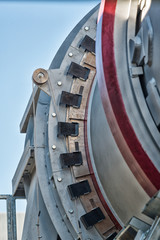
left=68, top=52, right=73, bottom=57
left=84, top=26, right=89, bottom=31
left=57, top=177, right=62, bottom=182
left=52, top=145, right=56, bottom=150
left=52, top=113, right=56, bottom=117
left=57, top=81, right=62, bottom=86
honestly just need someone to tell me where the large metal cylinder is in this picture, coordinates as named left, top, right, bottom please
left=12, top=1, right=160, bottom=239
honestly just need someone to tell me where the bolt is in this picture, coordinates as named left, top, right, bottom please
left=52, top=145, right=56, bottom=150
left=52, top=113, right=56, bottom=117
left=57, top=81, right=62, bottom=86
left=38, top=72, right=45, bottom=79
left=68, top=209, right=74, bottom=214
left=57, top=177, right=62, bottom=182
left=84, top=26, right=89, bottom=31
left=68, top=52, right=73, bottom=57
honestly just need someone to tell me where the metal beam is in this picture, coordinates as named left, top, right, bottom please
left=0, top=195, right=17, bottom=240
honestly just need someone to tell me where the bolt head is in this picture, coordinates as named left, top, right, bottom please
left=68, top=209, right=74, bottom=214
left=84, top=26, right=89, bottom=31
left=52, top=113, right=56, bottom=117
left=52, top=145, right=56, bottom=150
left=38, top=72, right=45, bottom=78
left=57, top=177, right=62, bottom=182
left=68, top=52, right=73, bottom=57
left=57, top=81, right=62, bottom=86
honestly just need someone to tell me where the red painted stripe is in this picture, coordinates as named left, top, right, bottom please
left=84, top=7, right=122, bottom=226
left=99, top=0, right=160, bottom=190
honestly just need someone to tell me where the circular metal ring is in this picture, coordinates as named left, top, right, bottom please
left=32, top=68, right=48, bottom=85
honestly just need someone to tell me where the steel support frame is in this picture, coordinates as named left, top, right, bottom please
left=0, top=195, right=17, bottom=240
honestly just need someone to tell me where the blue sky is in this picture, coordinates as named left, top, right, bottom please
left=0, top=1, right=99, bottom=212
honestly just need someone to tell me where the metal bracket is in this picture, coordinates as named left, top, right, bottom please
left=142, top=190, right=160, bottom=219
left=146, top=78, right=160, bottom=129
left=60, top=151, right=83, bottom=168
left=80, top=207, right=105, bottom=230
left=57, top=122, right=79, bottom=137
left=130, top=66, right=143, bottom=78
left=128, top=216, right=150, bottom=232
left=59, top=91, right=82, bottom=108
left=67, top=62, right=90, bottom=81
left=115, top=226, right=137, bottom=240
left=79, top=35, right=95, bottom=54
left=129, top=16, right=153, bottom=66
left=67, top=180, right=91, bottom=200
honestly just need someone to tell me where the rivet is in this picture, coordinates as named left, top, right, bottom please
left=68, top=52, right=73, bottom=57
left=84, top=26, right=89, bottom=31
left=57, top=81, right=62, bottom=86
left=57, top=177, right=62, bottom=182
left=68, top=209, right=74, bottom=214
left=52, top=145, right=56, bottom=150
left=52, top=113, right=56, bottom=117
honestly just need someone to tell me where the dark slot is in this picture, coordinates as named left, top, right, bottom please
left=80, top=207, right=105, bottom=229
left=68, top=180, right=91, bottom=200
left=79, top=35, right=95, bottom=53
left=57, top=122, right=79, bottom=137
left=60, top=151, right=83, bottom=168
left=68, top=62, right=90, bottom=81
left=60, top=91, right=82, bottom=108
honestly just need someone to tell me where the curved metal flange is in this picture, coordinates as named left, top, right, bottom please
left=47, top=7, right=105, bottom=239
left=20, top=4, right=103, bottom=240
left=34, top=92, right=76, bottom=239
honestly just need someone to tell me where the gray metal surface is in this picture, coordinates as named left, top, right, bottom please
left=145, top=217, right=160, bottom=240
left=87, top=80, right=151, bottom=225
left=22, top=171, right=58, bottom=240
left=49, top=4, right=99, bottom=70
left=13, top=4, right=103, bottom=240
left=12, top=140, right=34, bottom=197
left=20, top=87, right=40, bottom=134
left=46, top=6, right=102, bottom=239
left=34, top=91, right=77, bottom=239
left=0, top=195, right=17, bottom=240
left=142, top=190, right=160, bottom=220
left=11, top=1, right=160, bottom=239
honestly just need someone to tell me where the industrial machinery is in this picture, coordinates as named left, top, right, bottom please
left=12, top=0, right=160, bottom=239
